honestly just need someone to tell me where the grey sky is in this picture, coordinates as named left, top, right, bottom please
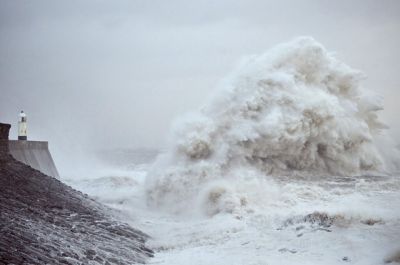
left=1, top=1, right=399, bottom=162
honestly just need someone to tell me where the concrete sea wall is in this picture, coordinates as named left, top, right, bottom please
left=0, top=123, right=59, bottom=178
left=8, top=140, right=60, bottom=179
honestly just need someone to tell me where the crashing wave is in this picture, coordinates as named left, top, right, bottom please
left=146, top=37, right=399, bottom=214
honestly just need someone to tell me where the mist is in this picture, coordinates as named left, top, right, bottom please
left=1, top=0, right=400, bottom=175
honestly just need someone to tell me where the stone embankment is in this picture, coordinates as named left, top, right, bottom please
left=0, top=123, right=153, bottom=264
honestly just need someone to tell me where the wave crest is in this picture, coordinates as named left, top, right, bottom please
left=146, top=37, right=398, bottom=213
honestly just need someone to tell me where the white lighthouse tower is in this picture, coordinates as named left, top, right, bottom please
left=18, top=110, right=27, bottom=140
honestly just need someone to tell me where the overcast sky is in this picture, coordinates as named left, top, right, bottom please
left=1, top=0, right=400, bottom=161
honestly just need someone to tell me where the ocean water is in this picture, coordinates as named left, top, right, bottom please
left=64, top=38, right=400, bottom=265
left=64, top=156, right=400, bottom=265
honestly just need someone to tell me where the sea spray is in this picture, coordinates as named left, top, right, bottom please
left=146, top=37, right=398, bottom=214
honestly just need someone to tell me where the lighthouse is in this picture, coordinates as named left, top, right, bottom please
left=18, top=110, right=27, bottom=140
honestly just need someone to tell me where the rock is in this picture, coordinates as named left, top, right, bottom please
left=385, top=250, right=400, bottom=263
left=282, top=211, right=345, bottom=229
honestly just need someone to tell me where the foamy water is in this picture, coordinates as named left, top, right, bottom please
left=64, top=164, right=400, bottom=265
left=64, top=38, right=400, bottom=265
left=146, top=37, right=399, bottom=216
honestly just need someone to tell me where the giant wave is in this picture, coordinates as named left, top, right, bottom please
left=146, top=37, right=399, bottom=215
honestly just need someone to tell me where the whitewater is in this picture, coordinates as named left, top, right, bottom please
left=65, top=37, right=400, bottom=265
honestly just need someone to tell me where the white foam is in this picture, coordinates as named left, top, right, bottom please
left=145, top=37, right=399, bottom=214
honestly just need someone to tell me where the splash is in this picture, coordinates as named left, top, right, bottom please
left=146, top=37, right=398, bottom=214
